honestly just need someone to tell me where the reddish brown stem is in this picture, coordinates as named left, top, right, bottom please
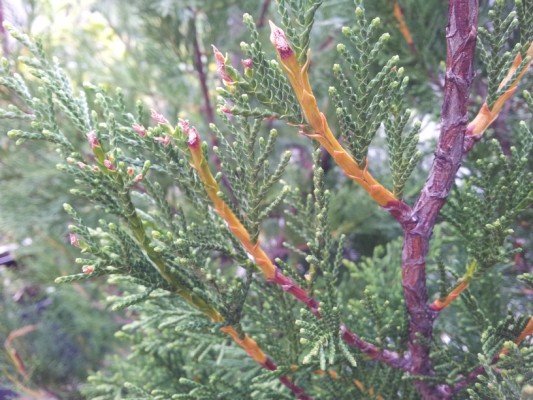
left=400, top=1, right=478, bottom=398
left=263, top=358, right=313, bottom=399
left=257, top=0, right=272, bottom=28
left=340, top=325, right=410, bottom=371
left=191, top=16, right=215, bottom=127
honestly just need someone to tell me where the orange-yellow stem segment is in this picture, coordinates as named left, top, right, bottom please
left=430, top=281, right=469, bottom=312
left=220, top=325, right=268, bottom=364
left=312, top=369, right=384, bottom=400
left=514, top=316, right=533, bottom=347
left=269, top=21, right=397, bottom=207
left=187, top=126, right=276, bottom=279
left=393, top=1, right=415, bottom=52
left=468, top=43, right=533, bottom=136
left=5, top=325, right=37, bottom=380
left=498, top=316, right=533, bottom=357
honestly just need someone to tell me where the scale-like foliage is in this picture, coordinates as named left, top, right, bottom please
left=1, top=1, right=532, bottom=399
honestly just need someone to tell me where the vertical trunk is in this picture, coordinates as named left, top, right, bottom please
left=401, top=1, right=479, bottom=398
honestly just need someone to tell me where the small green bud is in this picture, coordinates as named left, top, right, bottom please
left=7, top=129, right=19, bottom=138
left=380, top=32, right=390, bottom=42
left=336, top=44, right=346, bottom=53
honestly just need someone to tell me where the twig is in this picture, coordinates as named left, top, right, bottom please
left=451, top=316, right=533, bottom=395
left=191, top=14, right=238, bottom=204
left=257, top=0, right=272, bottom=28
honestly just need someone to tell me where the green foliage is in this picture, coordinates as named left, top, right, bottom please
left=443, top=125, right=533, bottom=271
left=467, top=342, right=533, bottom=400
left=216, top=14, right=304, bottom=123
left=275, top=0, right=323, bottom=63
left=1, top=0, right=532, bottom=399
left=478, top=0, right=533, bottom=108
left=327, top=4, right=421, bottom=196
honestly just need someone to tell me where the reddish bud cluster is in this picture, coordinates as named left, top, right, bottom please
left=82, top=265, right=94, bottom=274
left=103, top=159, right=116, bottom=171
left=220, top=105, right=233, bottom=115
left=87, top=131, right=100, bottom=149
left=269, top=21, right=294, bottom=59
left=69, top=232, right=79, bottom=247
left=212, top=45, right=234, bottom=84
left=178, top=119, right=190, bottom=134
left=132, top=123, right=147, bottom=137
left=151, top=109, right=169, bottom=125
left=188, top=126, right=200, bottom=148
left=154, top=135, right=172, bottom=146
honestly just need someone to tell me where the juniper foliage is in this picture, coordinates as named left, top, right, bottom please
left=1, top=0, right=532, bottom=399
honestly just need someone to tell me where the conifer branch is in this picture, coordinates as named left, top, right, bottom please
left=451, top=316, right=533, bottom=395
left=464, top=42, right=533, bottom=152
left=268, top=21, right=412, bottom=223
left=401, top=1, right=478, bottom=397
left=83, top=120, right=311, bottom=400
left=186, top=122, right=409, bottom=370
left=186, top=121, right=320, bottom=313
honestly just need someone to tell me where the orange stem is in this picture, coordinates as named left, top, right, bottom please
left=467, top=42, right=533, bottom=136
left=513, top=316, right=533, bottom=347
left=5, top=325, right=37, bottom=380
left=393, top=1, right=415, bottom=53
left=429, top=281, right=469, bottom=312
left=187, top=130, right=277, bottom=280
left=269, top=21, right=397, bottom=207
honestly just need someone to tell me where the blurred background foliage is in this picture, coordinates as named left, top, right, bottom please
left=0, top=0, right=531, bottom=398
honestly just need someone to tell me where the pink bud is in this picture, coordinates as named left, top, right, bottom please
left=92, top=165, right=100, bottom=172
left=87, top=131, right=100, bottom=149
left=77, top=162, right=87, bottom=169
left=212, top=45, right=234, bottom=83
left=154, top=135, right=172, bottom=146
left=188, top=126, right=200, bottom=148
left=132, top=123, right=147, bottom=137
left=220, top=105, right=233, bottom=114
left=178, top=119, right=190, bottom=134
left=269, top=21, right=294, bottom=59
left=134, top=174, right=144, bottom=183
left=69, top=232, right=79, bottom=247
left=151, top=109, right=169, bottom=125
left=82, top=265, right=94, bottom=274
left=104, top=159, right=116, bottom=171
left=127, top=166, right=134, bottom=176
left=241, top=58, right=253, bottom=69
